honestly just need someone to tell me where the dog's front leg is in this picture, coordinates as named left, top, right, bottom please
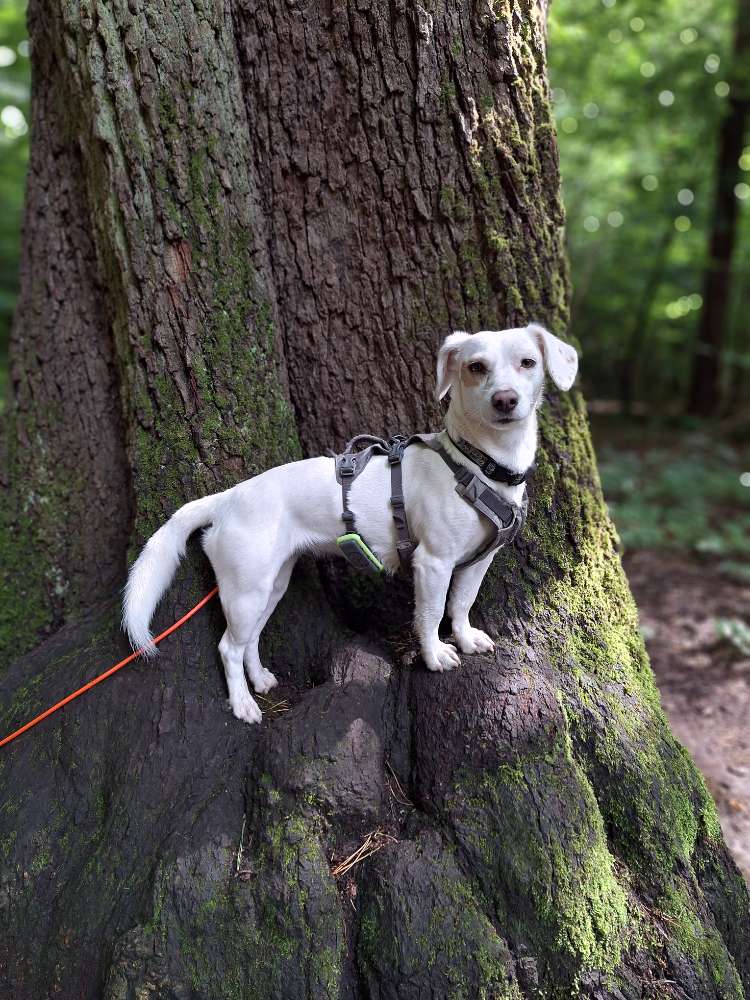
left=447, top=554, right=496, bottom=655
left=413, top=549, right=461, bottom=672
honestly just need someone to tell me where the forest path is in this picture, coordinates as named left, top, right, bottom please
left=626, top=551, right=750, bottom=881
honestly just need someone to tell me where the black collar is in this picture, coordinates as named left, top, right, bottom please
left=447, top=434, right=533, bottom=486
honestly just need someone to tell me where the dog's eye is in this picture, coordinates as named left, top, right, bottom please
left=520, top=358, right=537, bottom=369
left=467, top=361, right=486, bottom=374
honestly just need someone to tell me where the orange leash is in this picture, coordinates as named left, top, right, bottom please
left=0, top=586, right=219, bottom=750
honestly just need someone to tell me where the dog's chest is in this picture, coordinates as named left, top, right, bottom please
left=348, top=449, right=501, bottom=567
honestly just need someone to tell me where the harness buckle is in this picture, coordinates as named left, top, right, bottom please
left=339, top=455, right=357, bottom=477
left=387, top=436, right=407, bottom=465
left=396, top=538, right=415, bottom=568
left=391, top=508, right=408, bottom=537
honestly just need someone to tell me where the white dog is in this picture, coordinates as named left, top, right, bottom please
left=123, top=324, right=578, bottom=724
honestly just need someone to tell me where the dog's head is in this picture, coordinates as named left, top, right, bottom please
left=435, top=324, right=578, bottom=430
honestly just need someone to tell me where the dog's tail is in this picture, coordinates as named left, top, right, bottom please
left=123, top=494, right=220, bottom=656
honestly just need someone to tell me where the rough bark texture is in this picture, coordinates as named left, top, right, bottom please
left=1, top=2, right=748, bottom=999
left=235, top=0, right=565, bottom=454
left=688, top=0, right=750, bottom=417
left=0, top=12, right=132, bottom=659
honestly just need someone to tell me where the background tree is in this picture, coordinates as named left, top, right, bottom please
left=688, top=0, right=750, bottom=416
left=549, top=0, right=749, bottom=413
left=0, top=1, right=29, bottom=401
left=0, top=3, right=748, bottom=1000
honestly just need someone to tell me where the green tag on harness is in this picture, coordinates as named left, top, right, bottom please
left=336, top=533, right=384, bottom=575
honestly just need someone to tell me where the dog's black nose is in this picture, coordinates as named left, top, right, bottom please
left=492, top=390, right=518, bottom=414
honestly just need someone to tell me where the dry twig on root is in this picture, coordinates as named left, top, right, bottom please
left=385, top=759, right=413, bottom=807
left=257, top=694, right=290, bottom=717
left=331, top=829, right=397, bottom=878
left=234, top=815, right=254, bottom=880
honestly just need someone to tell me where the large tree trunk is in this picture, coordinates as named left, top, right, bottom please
left=1, top=2, right=748, bottom=999
left=687, top=0, right=750, bottom=417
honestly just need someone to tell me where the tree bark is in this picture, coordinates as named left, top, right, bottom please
left=687, top=0, right=750, bottom=417
left=0, top=7, right=133, bottom=661
left=1, top=2, right=748, bottom=999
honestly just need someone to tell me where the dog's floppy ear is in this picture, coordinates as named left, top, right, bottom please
left=436, top=331, right=471, bottom=400
left=528, top=323, right=578, bottom=391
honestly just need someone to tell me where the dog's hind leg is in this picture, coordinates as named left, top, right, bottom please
left=243, top=556, right=296, bottom=694
left=219, top=624, right=262, bottom=725
left=219, top=582, right=283, bottom=724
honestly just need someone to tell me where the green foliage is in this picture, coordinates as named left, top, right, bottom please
left=715, top=616, right=750, bottom=656
left=0, top=0, right=28, bottom=400
left=597, top=424, right=750, bottom=552
left=717, top=559, right=750, bottom=582
left=548, top=0, right=749, bottom=407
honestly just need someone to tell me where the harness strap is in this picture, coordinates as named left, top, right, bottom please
left=419, top=436, right=527, bottom=569
left=387, top=435, right=414, bottom=572
left=338, top=453, right=358, bottom=533
left=334, top=432, right=527, bottom=574
left=335, top=437, right=413, bottom=568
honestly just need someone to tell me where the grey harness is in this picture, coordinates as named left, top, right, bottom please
left=334, top=433, right=529, bottom=576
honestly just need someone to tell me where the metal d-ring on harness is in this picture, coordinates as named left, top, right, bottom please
left=334, top=432, right=530, bottom=576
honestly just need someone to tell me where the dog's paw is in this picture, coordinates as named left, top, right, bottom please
left=251, top=667, right=278, bottom=695
left=229, top=693, right=263, bottom=725
left=453, top=626, right=495, bottom=655
left=424, top=640, right=461, bottom=673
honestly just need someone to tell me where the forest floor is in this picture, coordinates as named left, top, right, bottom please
left=593, top=414, right=750, bottom=883
left=625, top=550, right=750, bottom=882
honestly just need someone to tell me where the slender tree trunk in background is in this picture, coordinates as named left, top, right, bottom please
left=1, top=3, right=748, bottom=999
left=688, top=0, right=750, bottom=417
left=619, top=221, right=675, bottom=414
left=726, top=282, right=749, bottom=416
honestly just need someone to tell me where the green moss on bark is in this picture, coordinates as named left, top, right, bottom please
left=128, top=143, right=301, bottom=540
left=104, top=810, right=343, bottom=1000
left=660, top=884, right=744, bottom=998
left=514, top=392, right=725, bottom=888
left=0, top=437, right=93, bottom=664
left=358, top=833, right=522, bottom=1000
left=445, top=749, right=628, bottom=989
left=470, top=375, right=748, bottom=992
